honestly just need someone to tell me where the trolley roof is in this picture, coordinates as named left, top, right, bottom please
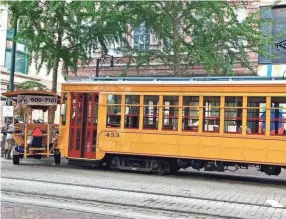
left=65, top=76, right=286, bottom=85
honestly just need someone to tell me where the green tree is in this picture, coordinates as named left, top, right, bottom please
left=18, top=81, right=48, bottom=91
left=6, top=0, right=129, bottom=122
left=118, top=1, right=278, bottom=76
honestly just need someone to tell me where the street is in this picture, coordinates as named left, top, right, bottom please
left=1, top=157, right=286, bottom=219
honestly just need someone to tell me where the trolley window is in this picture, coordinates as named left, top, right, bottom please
left=203, top=96, right=220, bottom=132
left=182, top=96, right=199, bottom=132
left=125, top=95, right=140, bottom=129
left=270, top=97, right=286, bottom=136
left=143, top=95, right=159, bottom=130
left=106, top=95, right=122, bottom=128
left=224, top=97, right=243, bottom=133
left=247, top=97, right=266, bottom=135
left=162, top=96, right=179, bottom=131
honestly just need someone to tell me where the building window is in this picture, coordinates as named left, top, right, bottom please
left=162, top=96, right=179, bottom=131
left=133, top=22, right=150, bottom=51
left=259, top=6, right=286, bottom=64
left=5, top=49, right=28, bottom=74
left=5, top=15, right=29, bottom=74
left=182, top=96, right=199, bottom=132
left=106, top=95, right=121, bottom=128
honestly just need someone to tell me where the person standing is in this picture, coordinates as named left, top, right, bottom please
left=5, top=121, right=15, bottom=159
left=0, top=125, right=7, bottom=157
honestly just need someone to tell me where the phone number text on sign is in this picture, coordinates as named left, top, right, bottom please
left=31, top=97, right=57, bottom=103
left=17, top=95, right=58, bottom=105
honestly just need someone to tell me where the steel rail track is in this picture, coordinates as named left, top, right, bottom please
left=2, top=176, right=285, bottom=210
left=51, top=159, right=286, bottom=186
left=174, top=170, right=286, bottom=186
left=5, top=158, right=285, bottom=187
left=0, top=189, right=252, bottom=219
left=58, top=163, right=286, bottom=187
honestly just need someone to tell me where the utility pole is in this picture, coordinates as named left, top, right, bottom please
left=8, top=17, right=18, bottom=97
left=7, top=18, right=18, bottom=124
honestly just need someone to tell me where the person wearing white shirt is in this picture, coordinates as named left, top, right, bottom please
left=5, top=121, right=15, bottom=159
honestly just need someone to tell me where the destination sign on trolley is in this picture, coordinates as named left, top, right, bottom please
left=17, top=95, right=58, bottom=105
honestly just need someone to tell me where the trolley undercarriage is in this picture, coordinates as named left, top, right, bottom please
left=67, top=154, right=285, bottom=176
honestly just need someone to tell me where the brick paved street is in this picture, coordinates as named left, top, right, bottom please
left=1, top=157, right=286, bottom=219
left=1, top=202, right=125, bottom=219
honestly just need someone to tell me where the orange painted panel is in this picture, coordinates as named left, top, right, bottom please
left=97, top=131, right=286, bottom=165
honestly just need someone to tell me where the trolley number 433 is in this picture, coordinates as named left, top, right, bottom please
left=105, top=132, right=120, bottom=138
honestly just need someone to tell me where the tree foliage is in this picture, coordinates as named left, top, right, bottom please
left=18, top=81, right=48, bottom=91
left=117, top=1, right=278, bottom=76
left=5, top=0, right=128, bottom=92
left=5, top=0, right=130, bottom=122
left=5, top=0, right=280, bottom=80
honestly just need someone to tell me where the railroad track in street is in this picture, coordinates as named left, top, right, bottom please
left=175, top=170, right=286, bottom=187
left=1, top=176, right=286, bottom=219
left=2, top=176, right=285, bottom=209
left=1, top=190, right=234, bottom=219
left=61, top=163, right=286, bottom=187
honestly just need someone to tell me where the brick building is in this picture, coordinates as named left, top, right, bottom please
left=71, top=0, right=264, bottom=79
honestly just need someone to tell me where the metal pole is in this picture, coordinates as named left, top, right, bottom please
left=8, top=18, right=18, bottom=96
left=7, top=18, right=18, bottom=125
left=95, top=58, right=100, bottom=77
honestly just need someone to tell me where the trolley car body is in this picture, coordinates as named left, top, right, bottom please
left=59, top=77, right=286, bottom=175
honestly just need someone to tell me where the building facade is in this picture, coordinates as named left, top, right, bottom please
left=70, top=0, right=285, bottom=79
left=258, top=0, right=286, bottom=77
left=0, top=4, right=64, bottom=125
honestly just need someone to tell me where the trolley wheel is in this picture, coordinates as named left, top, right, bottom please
left=157, top=161, right=169, bottom=175
left=109, top=156, right=120, bottom=171
left=54, top=153, right=61, bottom=165
left=169, top=160, right=180, bottom=174
left=13, top=155, right=20, bottom=165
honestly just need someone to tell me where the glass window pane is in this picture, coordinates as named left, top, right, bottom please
left=15, top=52, right=25, bottom=73
left=247, top=97, right=266, bottom=135
left=6, top=40, right=12, bottom=49
left=5, top=50, right=11, bottom=70
left=203, top=96, right=220, bottom=132
left=163, top=106, right=178, bottom=131
left=16, top=43, right=26, bottom=52
left=107, top=95, right=121, bottom=104
left=163, top=96, right=179, bottom=105
left=125, top=95, right=140, bottom=104
left=183, top=96, right=199, bottom=132
left=144, top=96, right=159, bottom=105
left=270, top=97, right=286, bottom=136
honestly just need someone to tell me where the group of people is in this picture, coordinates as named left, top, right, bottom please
left=0, top=119, right=19, bottom=159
